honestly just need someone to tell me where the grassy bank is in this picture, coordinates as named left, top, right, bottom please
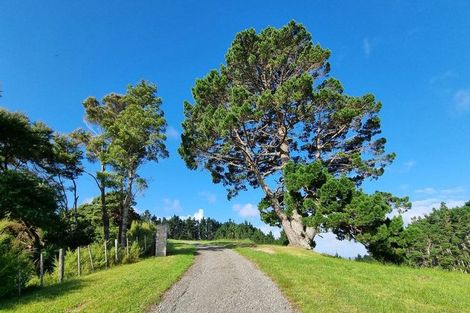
left=171, top=238, right=257, bottom=248
left=236, top=245, right=470, bottom=313
left=0, top=242, right=195, bottom=313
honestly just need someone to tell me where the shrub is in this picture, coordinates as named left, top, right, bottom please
left=128, top=221, right=156, bottom=256
left=0, top=226, right=34, bottom=298
left=122, top=242, right=140, bottom=264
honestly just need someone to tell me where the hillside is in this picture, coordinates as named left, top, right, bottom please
left=236, top=245, right=470, bottom=313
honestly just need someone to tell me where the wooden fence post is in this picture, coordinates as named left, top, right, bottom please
left=104, top=241, right=108, bottom=269
left=39, top=251, right=44, bottom=287
left=58, top=248, right=64, bottom=283
left=78, top=247, right=81, bottom=276
left=144, top=235, right=147, bottom=253
left=114, top=239, right=118, bottom=263
left=126, top=237, right=129, bottom=257
left=88, top=245, right=94, bottom=271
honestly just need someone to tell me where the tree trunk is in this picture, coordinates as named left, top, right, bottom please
left=276, top=124, right=315, bottom=248
left=271, top=197, right=315, bottom=249
left=100, top=164, right=110, bottom=241
left=72, top=179, right=79, bottom=225
left=118, top=185, right=124, bottom=245
left=237, top=121, right=318, bottom=249
left=120, top=172, right=133, bottom=247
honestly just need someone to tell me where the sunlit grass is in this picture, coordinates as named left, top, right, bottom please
left=236, top=245, right=470, bottom=313
left=0, top=242, right=195, bottom=313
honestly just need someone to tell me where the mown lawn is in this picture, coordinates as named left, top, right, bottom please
left=236, top=245, right=470, bottom=313
left=0, top=242, right=195, bottom=313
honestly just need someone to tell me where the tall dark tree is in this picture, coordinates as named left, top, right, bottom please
left=179, top=21, right=403, bottom=250
left=0, top=109, right=54, bottom=172
left=0, top=170, right=60, bottom=251
left=0, top=109, right=82, bottom=250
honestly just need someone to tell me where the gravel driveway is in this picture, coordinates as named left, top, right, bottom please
left=152, top=245, right=294, bottom=313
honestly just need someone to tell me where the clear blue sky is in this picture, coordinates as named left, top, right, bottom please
left=1, top=1, right=469, bottom=256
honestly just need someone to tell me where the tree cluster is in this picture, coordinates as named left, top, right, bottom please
left=74, top=81, right=167, bottom=246
left=162, top=214, right=284, bottom=244
left=0, top=81, right=167, bottom=296
left=403, top=202, right=470, bottom=272
left=0, top=108, right=86, bottom=296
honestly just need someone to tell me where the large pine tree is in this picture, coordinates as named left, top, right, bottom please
left=180, top=21, right=407, bottom=254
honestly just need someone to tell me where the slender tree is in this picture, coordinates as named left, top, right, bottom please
left=50, top=134, right=84, bottom=223
left=107, top=81, right=168, bottom=246
left=179, top=21, right=402, bottom=250
left=73, top=93, right=128, bottom=240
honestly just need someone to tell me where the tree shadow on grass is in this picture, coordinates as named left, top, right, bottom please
left=0, top=277, right=92, bottom=311
left=200, top=240, right=257, bottom=249
left=218, top=242, right=257, bottom=249
left=167, top=242, right=197, bottom=256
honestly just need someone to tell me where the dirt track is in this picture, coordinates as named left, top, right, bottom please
left=152, top=246, right=294, bottom=313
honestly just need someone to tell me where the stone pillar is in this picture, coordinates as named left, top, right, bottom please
left=155, top=224, right=168, bottom=257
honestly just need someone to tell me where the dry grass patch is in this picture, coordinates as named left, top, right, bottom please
left=253, top=247, right=277, bottom=254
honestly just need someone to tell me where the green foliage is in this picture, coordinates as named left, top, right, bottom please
left=77, top=191, right=140, bottom=241
left=49, top=134, right=83, bottom=182
left=0, top=107, right=87, bottom=264
left=0, top=170, right=61, bottom=250
left=85, top=242, right=110, bottom=270
left=128, top=220, right=156, bottom=255
left=283, top=161, right=409, bottom=262
left=164, top=215, right=283, bottom=245
left=107, top=81, right=168, bottom=170
left=0, top=109, right=54, bottom=171
left=106, top=82, right=168, bottom=247
left=0, top=220, right=34, bottom=298
left=166, top=215, right=219, bottom=240
left=180, top=21, right=392, bottom=195
left=80, top=81, right=168, bottom=245
left=0, top=170, right=58, bottom=227
left=214, top=220, right=277, bottom=244
left=403, top=202, right=470, bottom=272
left=179, top=20, right=396, bottom=248
left=123, top=242, right=140, bottom=264
left=0, top=108, right=84, bottom=213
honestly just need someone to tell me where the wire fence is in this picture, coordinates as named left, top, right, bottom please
left=15, top=225, right=168, bottom=297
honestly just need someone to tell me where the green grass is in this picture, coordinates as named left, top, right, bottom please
left=236, top=245, right=470, bottom=313
left=171, top=238, right=257, bottom=248
left=0, top=242, right=195, bottom=313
